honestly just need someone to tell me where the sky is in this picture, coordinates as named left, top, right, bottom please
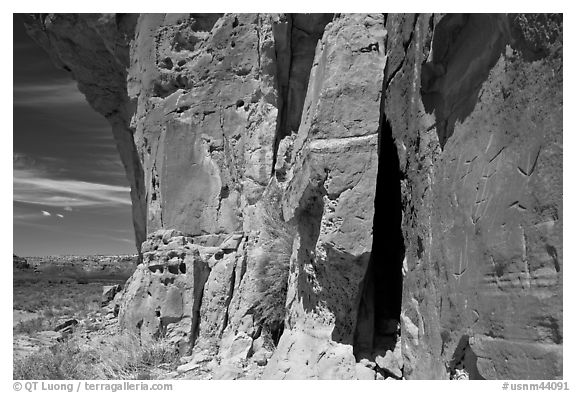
left=13, top=14, right=137, bottom=256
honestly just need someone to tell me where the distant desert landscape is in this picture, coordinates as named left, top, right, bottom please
left=12, top=254, right=147, bottom=379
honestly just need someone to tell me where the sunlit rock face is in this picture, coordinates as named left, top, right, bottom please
left=25, top=13, right=562, bottom=379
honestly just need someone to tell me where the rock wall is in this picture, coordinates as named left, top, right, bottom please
left=383, top=14, right=562, bottom=380
left=24, top=13, right=562, bottom=379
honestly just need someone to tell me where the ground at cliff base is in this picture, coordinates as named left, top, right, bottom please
left=13, top=254, right=135, bottom=333
left=13, top=255, right=139, bottom=378
left=12, top=254, right=266, bottom=380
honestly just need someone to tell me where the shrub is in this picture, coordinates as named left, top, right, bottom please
left=13, top=279, right=102, bottom=317
left=13, top=333, right=179, bottom=380
left=13, top=317, right=45, bottom=335
left=252, top=181, right=295, bottom=343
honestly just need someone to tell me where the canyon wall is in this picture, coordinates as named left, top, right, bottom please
left=24, top=13, right=562, bottom=379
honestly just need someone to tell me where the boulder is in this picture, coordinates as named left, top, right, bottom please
left=219, top=332, right=253, bottom=363
left=101, top=284, right=122, bottom=306
left=176, top=362, right=200, bottom=374
left=54, top=319, right=78, bottom=334
left=356, top=363, right=376, bottom=380
left=213, top=364, right=243, bottom=380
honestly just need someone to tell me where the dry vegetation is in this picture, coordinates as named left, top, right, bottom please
left=13, top=272, right=103, bottom=334
left=13, top=261, right=172, bottom=380
left=13, top=333, right=178, bottom=380
left=252, top=181, right=296, bottom=342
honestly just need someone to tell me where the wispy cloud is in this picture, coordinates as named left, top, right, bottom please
left=13, top=155, right=131, bottom=208
left=13, top=80, right=87, bottom=107
left=41, top=210, right=51, bottom=216
left=14, top=172, right=132, bottom=207
left=56, top=214, right=64, bottom=218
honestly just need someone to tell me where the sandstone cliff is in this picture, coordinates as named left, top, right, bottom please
left=23, top=13, right=563, bottom=379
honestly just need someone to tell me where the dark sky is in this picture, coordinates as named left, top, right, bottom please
left=13, top=14, right=137, bottom=256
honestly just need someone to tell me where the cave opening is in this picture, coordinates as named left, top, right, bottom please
left=353, top=116, right=405, bottom=360
left=271, top=324, right=285, bottom=346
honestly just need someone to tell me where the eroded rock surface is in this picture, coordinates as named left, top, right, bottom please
left=24, top=13, right=562, bottom=379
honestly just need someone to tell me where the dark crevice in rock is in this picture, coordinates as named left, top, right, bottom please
left=189, top=262, right=210, bottom=352
left=293, top=179, right=326, bottom=314
left=270, top=15, right=291, bottom=177
left=448, top=335, right=485, bottom=380
left=546, top=244, right=560, bottom=273
left=271, top=14, right=333, bottom=176
left=421, top=14, right=509, bottom=148
left=125, top=126, right=147, bottom=258
left=286, top=14, right=332, bottom=133
left=353, top=74, right=405, bottom=361
left=219, top=259, right=237, bottom=338
left=255, top=14, right=262, bottom=76
left=151, top=74, right=189, bottom=98
left=271, top=324, right=284, bottom=346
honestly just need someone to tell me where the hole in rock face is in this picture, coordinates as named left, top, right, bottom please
left=416, top=236, right=424, bottom=259
left=545, top=244, right=560, bottom=272
left=179, top=262, right=187, bottom=274
left=353, top=117, right=405, bottom=359
left=148, top=265, right=164, bottom=274
left=176, top=105, right=190, bottom=113
left=271, top=324, right=284, bottom=346
left=159, top=57, right=173, bottom=70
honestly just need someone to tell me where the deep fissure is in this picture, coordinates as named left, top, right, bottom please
left=271, top=14, right=333, bottom=176
left=353, top=116, right=405, bottom=360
